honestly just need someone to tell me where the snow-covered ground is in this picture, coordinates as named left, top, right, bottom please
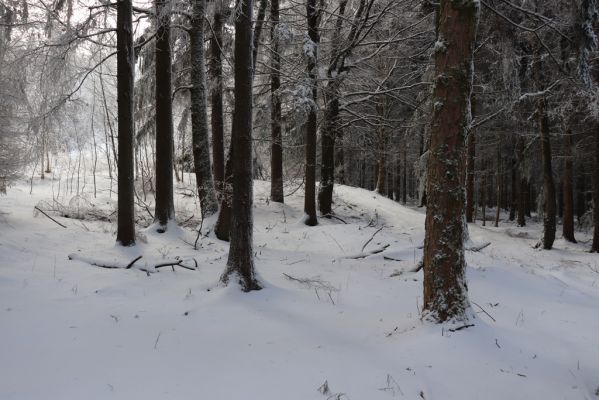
left=1, top=171, right=598, bottom=400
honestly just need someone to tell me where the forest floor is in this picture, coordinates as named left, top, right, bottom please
left=1, top=171, right=598, bottom=400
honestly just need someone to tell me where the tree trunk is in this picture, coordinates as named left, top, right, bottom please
left=116, top=0, right=135, bottom=246
left=251, top=0, right=268, bottom=73
left=466, top=130, right=475, bottom=222
left=539, top=99, right=556, bottom=249
left=562, top=130, right=576, bottom=243
left=270, top=0, right=284, bottom=203
left=318, top=82, right=339, bottom=216
left=209, top=5, right=225, bottom=192
left=220, top=0, right=261, bottom=291
left=190, top=0, right=218, bottom=218
left=303, top=0, right=319, bottom=226
left=375, top=132, right=386, bottom=195
left=154, top=0, right=175, bottom=230
left=423, top=0, right=478, bottom=323
left=592, top=127, right=599, bottom=252
left=402, top=145, right=407, bottom=204
left=215, top=144, right=233, bottom=241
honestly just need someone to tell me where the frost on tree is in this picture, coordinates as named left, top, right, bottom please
left=422, top=0, right=479, bottom=323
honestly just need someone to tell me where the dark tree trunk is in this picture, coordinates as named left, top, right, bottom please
left=562, top=130, right=576, bottom=243
left=422, top=0, right=478, bottom=323
left=402, top=145, right=407, bottom=204
left=251, top=0, right=268, bottom=72
left=220, top=0, right=261, bottom=291
left=494, top=145, right=501, bottom=227
left=375, top=133, right=386, bottom=195
left=592, top=127, right=599, bottom=252
left=577, top=173, right=586, bottom=223
left=215, top=144, right=233, bottom=241
left=539, top=99, right=556, bottom=250
left=303, top=0, right=319, bottom=226
left=466, top=130, right=475, bottom=222
left=509, top=156, right=517, bottom=221
left=270, top=0, right=284, bottom=203
left=481, top=160, right=486, bottom=227
left=209, top=6, right=225, bottom=192
left=517, top=136, right=526, bottom=226
left=319, top=84, right=339, bottom=216
left=116, top=0, right=135, bottom=246
left=190, top=0, right=218, bottom=217
left=154, top=0, right=175, bottom=230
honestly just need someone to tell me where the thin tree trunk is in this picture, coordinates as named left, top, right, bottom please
left=116, top=0, right=135, bottom=246
left=402, top=145, right=407, bottom=204
left=375, top=132, right=386, bottom=195
left=494, top=145, right=501, bottom=228
left=190, top=0, right=218, bottom=218
left=209, top=5, right=225, bottom=192
left=539, top=99, right=556, bottom=249
left=270, top=0, right=284, bottom=203
left=562, top=130, right=576, bottom=243
left=220, top=0, right=261, bottom=292
left=422, top=0, right=478, bottom=323
left=303, top=0, right=319, bottom=226
left=154, top=0, right=176, bottom=230
left=466, top=130, right=475, bottom=222
left=592, top=126, right=599, bottom=252
left=252, top=0, right=268, bottom=73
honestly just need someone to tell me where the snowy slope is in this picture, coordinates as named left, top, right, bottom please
left=1, top=173, right=598, bottom=400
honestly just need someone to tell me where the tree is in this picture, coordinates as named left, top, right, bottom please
left=154, top=0, right=175, bottom=230
left=116, top=0, right=136, bottom=246
left=190, top=0, right=218, bottom=218
left=270, top=0, right=284, bottom=203
left=422, top=0, right=479, bottom=323
left=303, top=0, right=319, bottom=226
left=220, top=0, right=261, bottom=291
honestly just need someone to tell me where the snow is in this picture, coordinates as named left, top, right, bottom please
left=1, top=170, right=599, bottom=399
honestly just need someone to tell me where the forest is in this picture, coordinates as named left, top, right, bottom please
left=1, top=0, right=599, bottom=399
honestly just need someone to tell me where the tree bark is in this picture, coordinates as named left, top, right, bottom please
left=466, top=130, right=475, bottom=222
left=220, top=0, right=261, bottom=291
left=190, top=0, right=218, bottom=217
left=303, top=0, right=319, bottom=226
left=562, top=130, right=576, bottom=243
left=539, top=99, right=556, bottom=249
left=270, top=0, right=284, bottom=203
left=116, top=0, right=135, bottom=246
left=209, top=5, right=225, bottom=192
left=423, top=0, right=478, bottom=323
left=154, top=0, right=175, bottom=230
left=592, top=127, right=599, bottom=252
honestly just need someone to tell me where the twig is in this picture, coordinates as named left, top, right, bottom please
left=34, top=206, right=67, bottom=228
left=322, top=213, right=348, bottom=224
left=448, top=324, right=475, bottom=332
left=154, top=332, right=161, bottom=350
left=361, top=226, right=384, bottom=253
left=466, top=242, right=491, bottom=252
left=472, top=301, right=496, bottom=322
left=383, top=256, right=402, bottom=262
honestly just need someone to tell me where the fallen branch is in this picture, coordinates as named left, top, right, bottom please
left=361, top=226, right=384, bottom=253
left=322, top=213, right=348, bottom=224
left=448, top=324, right=475, bottom=332
left=34, top=206, right=67, bottom=228
left=466, top=242, right=491, bottom=252
left=125, top=255, right=144, bottom=269
left=383, top=256, right=402, bottom=262
left=154, top=259, right=197, bottom=271
left=283, top=273, right=339, bottom=292
left=345, top=244, right=390, bottom=259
